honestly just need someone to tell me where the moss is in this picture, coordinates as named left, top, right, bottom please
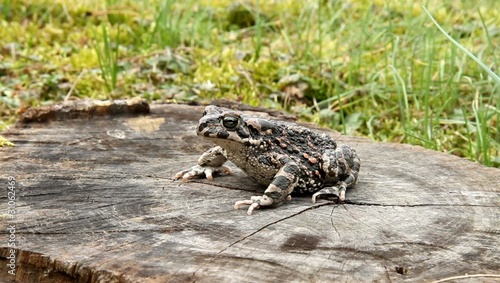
left=0, top=136, right=14, bottom=147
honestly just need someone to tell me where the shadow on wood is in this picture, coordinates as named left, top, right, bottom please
left=1, top=101, right=499, bottom=282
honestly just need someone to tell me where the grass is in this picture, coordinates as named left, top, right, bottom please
left=93, top=23, right=120, bottom=93
left=0, top=0, right=499, bottom=167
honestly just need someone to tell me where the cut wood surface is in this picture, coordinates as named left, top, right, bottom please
left=0, top=101, right=499, bottom=283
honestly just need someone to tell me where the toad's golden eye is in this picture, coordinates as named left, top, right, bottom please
left=222, top=116, right=239, bottom=130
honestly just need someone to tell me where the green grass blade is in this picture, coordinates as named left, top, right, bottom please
left=422, top=6, right=500, bottom=86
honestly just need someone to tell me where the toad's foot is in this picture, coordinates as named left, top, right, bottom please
left=174, top=165, right=232, bottom=182
left=234, top=195, right=292, bottom=215
left=311, top=185, right=346, bottom=204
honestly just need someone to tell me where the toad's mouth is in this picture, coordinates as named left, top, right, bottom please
left=197, top=127, right=230, bottom=139
left=199, top=131, right=263, bottom=148
left=197, top=124, right=245, bottom=142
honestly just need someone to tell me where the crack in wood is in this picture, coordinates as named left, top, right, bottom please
left=329, top=206, right=341, bottom=240
left=189, top=202, right=334, bottom=278
left=217, top=202, right=335, bottom=254
left=345, top=200, right=499, bottom=208
left=384, top=264, right=394, bottom=283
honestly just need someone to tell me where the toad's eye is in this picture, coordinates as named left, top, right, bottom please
left=222, top=116, right=239, bottom=130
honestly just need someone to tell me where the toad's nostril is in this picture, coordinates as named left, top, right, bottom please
left=197, top=122, right=207, bottom=132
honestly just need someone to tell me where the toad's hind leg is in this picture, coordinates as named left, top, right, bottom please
left=312, top=144, right=360, bottom=203
left=234, top=161, right=299, bottom=215
left=312, top=186, right=343, bottom=204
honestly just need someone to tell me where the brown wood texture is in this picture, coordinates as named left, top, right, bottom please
left=0, top=102, right=499, bottom=283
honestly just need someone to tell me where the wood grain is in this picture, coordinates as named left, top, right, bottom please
left=0, top=102, right=499, bottom=283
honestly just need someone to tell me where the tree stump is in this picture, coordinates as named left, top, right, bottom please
left=1, top=100, right=499, bottom=283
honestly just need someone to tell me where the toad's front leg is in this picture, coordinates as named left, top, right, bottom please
left=174, top=146, right=232, bottom=181
left=234, top=161, right=299, bottom=215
